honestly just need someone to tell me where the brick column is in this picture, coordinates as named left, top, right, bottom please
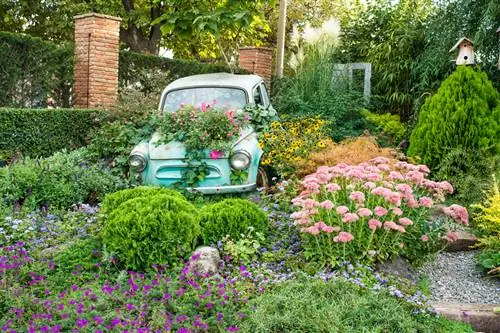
left=74, top=13, right=121, bottom=109
left=239, top=47, right=273, bottom=89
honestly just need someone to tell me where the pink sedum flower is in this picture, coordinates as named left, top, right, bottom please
left=444, top=231, right=459, bottom=242
left=388, top=171, right=404, bottom=180
left=334, top=231, right=354, bottom=243
left=336, top=206, right=349, bottom=215
left=398, top=217, right=413, bottom=226
left=439, top=181, right=454, bottom=194
left=420, top=235, right=429, bottom=242
left=374, top=206, right=388, bottom=217
left=320, top=200, right=334, bottom=210
left=322, top=225, right=339, bottom=233
left=368, top=219, right=382, bottom=230
left=442, top=204, right=469, bottom=225
left=419, top=196, right=433, bottom=208
left=342, top=213, right=359, bottom=223
left=392, top=207, right=403, bottom=216
left=363, top=182, right=376, bottom=189
left=383, top=221, right=399, bottom=231
left=326, top=183, right=341, bottom=192
left=358, top=208, right=372, bottom=217
left=349, top=191, right=365, bottom=203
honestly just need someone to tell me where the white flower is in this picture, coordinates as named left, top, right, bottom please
left=321, top=18, right=341, bottom=41
left=302, top=23, right=321, bottom=44
left=290, top=24, right=301, bottom=47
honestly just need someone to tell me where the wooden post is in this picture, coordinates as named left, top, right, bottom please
left=275, top=0, right=287, bottom=78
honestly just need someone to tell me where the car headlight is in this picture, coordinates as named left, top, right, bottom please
left=129, top=154, right=146, bottom=172
left=230, top=150, right=251, bottom=170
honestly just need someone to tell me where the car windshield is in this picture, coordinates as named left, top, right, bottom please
left=163, top=87, right=247, bottom=112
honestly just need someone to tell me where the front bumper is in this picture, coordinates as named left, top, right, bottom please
left=187, top=183, right=257, bottom=194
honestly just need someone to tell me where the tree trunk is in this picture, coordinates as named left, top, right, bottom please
left=120, top=0, right=162, bottom=54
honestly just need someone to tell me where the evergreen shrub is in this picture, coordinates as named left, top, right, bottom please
left=100, top=186, right=185, bottom=216
left=408, top=66, right=500, bottom=169
left=0, top=108, right=103, bottom=159
left=102, top=194, right=200, bottom=270
left=199, top=199, right=268, bottom=245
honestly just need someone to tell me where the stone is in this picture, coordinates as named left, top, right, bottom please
left=189, top=246, right=221, bottom=275
left=377, top=256, right=418, bottom=283
left=445, top=230, right=478, bottom=252
left=431, top=302, right=500, bottom=333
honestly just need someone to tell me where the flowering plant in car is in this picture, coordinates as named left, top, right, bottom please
left=291, top=157, right=469, bottom=267
left=129, top=73, right=277, bottom=193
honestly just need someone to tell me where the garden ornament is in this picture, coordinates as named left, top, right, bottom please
left=129, top=73, right=276, bottom=194
left=449, top=37, right=475, bottom=65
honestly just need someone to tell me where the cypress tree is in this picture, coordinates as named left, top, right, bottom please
left=408, top=66, right=500, bottom=169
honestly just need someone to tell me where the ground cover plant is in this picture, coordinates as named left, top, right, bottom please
left=241, top=278, right=473, bottom=333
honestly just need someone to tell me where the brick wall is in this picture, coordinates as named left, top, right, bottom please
left=74, top=13, right=121, bottom=109
left=239, top=47, right=273, bottom=89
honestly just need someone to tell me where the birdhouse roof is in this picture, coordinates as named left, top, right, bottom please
left=449, top=37, right=473, bottom=52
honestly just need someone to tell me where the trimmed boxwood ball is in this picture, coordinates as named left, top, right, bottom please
left=101, top=194, right=199, bottom=270
left=199, top=198, right=268, bottom=245
left=100, top=186, right=185, bottom=216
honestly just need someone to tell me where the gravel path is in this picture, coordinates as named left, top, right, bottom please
left=419, top=251, right=500, bottom=304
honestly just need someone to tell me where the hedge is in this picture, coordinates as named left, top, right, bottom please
left=119, top=51, right=248, bottom=95
left=0, top=32, right=73, bottom=108
left=1, top=31, right=248, bottom=108
left=0, top=108, right=103, bottom=159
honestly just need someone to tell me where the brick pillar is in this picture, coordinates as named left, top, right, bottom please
left=74, top=13, right=121, bottom=109
left=239, top=47, right=273, bottom=89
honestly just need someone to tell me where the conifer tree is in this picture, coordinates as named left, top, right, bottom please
left=408, top=66, right=499, bottom=169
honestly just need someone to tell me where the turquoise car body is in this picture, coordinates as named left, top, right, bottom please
left=130, top=73, right=273, bottom=194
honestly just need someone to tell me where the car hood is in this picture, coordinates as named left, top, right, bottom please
left=148, top=127, right=254, bottom=160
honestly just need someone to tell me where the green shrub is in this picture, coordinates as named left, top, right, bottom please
left=199, top=199, right=268, bottom=245
left=119, top=51, right=247, bottom=96
left=102, top=194, right=200, bottom=270
left=241, top=279, right=473, bottom=333
left=0, top=108, right=103, bottom=159
left=0, top=149, right=123, bottom=210
left=86, top=90, right=159, bottom=176
left=361, top=109, right=405, bottom=146
left=408, top=66, right=500, bottom=169
left=473, top=182, right=500, bottom=277
left=100, top=186, right=185, bottom=216
left=435, top=147, right=500, bottom=207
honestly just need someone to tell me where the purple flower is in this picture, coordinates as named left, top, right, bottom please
left=76, top=318, right=88, bottom=328
left=227, top=327, right=240, bottom=332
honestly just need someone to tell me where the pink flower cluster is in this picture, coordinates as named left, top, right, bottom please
left=291, top=157, right=469, bottom=254
left=442, top=204, right=469, bottom=225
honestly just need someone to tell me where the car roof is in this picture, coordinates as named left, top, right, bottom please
left=164, top=73, right=263, bottom=93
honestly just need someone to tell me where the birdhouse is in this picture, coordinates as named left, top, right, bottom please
left=449, top=37, right=474, bottom=65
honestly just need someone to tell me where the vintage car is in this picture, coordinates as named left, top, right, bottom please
left=128, top=73, right=275, bottom=194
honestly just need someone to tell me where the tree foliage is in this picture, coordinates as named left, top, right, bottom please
left=408, top=66, right=500, bottom=169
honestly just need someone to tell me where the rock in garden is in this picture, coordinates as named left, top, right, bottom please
left=189, top=246, right=221, bottom=275
left=377, top=256, right=418, bottom=283
left=445, top=230, right=478, bottom=252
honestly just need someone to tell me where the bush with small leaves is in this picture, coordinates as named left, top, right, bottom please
left=102, top=194, right=200, bottom=270
left=199, top=199, right=268, bottom=245
left=100, top=186, right=185, bottom=216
